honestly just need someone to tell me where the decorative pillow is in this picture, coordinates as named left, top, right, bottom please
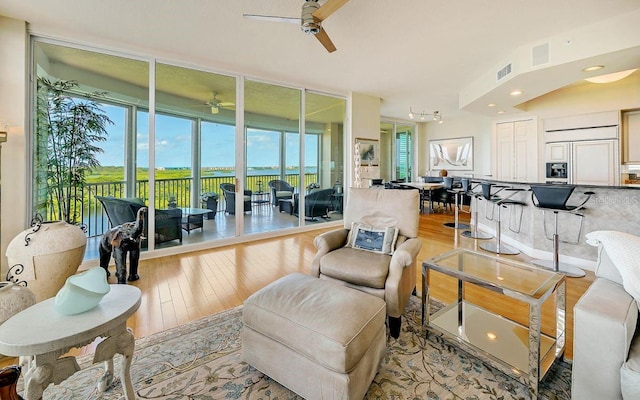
left=585, top=230, right=640, bottom=305
left=346, top=222, right=399, bottom=255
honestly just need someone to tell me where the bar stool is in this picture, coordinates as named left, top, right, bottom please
left=460, top=179, right=492, bottom=239
left=443, top=177, right=470, bottom=230
left=529, top=184, right=593, bottom=278
left=479, top=182, right=527, bottom=255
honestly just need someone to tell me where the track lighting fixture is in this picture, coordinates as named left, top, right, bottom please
left=408, top=107, right=443, bottom=123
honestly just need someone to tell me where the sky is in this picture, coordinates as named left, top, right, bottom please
left=97, top=104, right=318, bottom=169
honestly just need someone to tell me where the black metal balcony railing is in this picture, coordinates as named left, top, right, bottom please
left=78, top=173, right=318, bottom=238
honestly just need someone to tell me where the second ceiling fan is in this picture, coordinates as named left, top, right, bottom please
left=243, top=0, right=349, bottom=53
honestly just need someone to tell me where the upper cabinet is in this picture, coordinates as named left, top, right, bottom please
left=495, top=119, right=538, bottom=182
left=622, top=109, right=640, bottom=164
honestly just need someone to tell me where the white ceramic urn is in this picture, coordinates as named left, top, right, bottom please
left=5, top=221, right=87, bottom=302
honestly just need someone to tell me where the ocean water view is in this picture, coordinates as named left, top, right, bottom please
left=206, top=166, right=318, bottom=177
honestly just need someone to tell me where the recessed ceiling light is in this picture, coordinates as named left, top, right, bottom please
left=488, top=103, right=497, bottom=107
left=582, top=65, right=604, bottom=72
left=510, top=90, right=522, bottom=96
left=585, top=69, right=638, bottom=84
left=497, top=110, right=505, bottom=114
left=487, top=332, right=497, bottom=340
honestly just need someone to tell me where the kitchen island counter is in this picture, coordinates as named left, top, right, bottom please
left=457, top=175, right=640, bottom=190
left=461, top=177, right=640, bottom=269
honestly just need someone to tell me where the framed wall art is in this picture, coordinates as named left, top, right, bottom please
left=429, top=136, right=473, bottom=171
left=355, top=138, right=380, bottom=166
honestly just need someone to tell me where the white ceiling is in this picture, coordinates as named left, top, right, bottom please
left=2, top=0, right=640, bottom=121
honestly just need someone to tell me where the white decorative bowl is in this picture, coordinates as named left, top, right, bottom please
left=54, top=267, right=111, bottom=315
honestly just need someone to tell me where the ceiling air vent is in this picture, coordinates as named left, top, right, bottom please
left=532, top=43, right=550, bottom=67
left=496, top=63, right=512, bottom=81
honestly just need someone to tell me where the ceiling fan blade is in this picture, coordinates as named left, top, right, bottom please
left=312, top=0, right=349, bottom=21
left=315, top=28, right=336, bottom=53
left=243, top=14, right=301, bottom=24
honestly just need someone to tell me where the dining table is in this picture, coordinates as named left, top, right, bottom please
left=399, top=182, right=444, bottom=213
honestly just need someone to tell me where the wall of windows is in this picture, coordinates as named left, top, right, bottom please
left=31, top=39, right=346, bottom=260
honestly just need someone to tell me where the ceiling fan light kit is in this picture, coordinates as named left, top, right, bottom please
left=243, top=0, right=349, bottom=53
left=205, top=92, right=234, bottom=114
left=301, top=1, right=321, bottom=34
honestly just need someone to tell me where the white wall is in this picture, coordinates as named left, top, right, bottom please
left=349, top=93, right=381, bottom=187
left=0, top=16, right=28, bottom=275
left=418, top=73, right=640, bottom=182
left=417, top=113, right=494, bottom=178
left=522, top=73, right=640, bottom=119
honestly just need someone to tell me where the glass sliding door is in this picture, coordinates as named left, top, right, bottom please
left=32, top=41, right=149, bottom=260
left=379, top=121, right=394, bottom=182
left=396, top=123, right=414, bottom=182
left=380, top=120, right=416, bottom=183
left=305, top=92, right=345, bottom=223
left=201, top=120, right=236, bottom=238
left=244, top=80, right=300, bottom=234
left=155, top=63, right=236, bottom=244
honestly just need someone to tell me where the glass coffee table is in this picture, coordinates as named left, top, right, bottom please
left=422, top=248, right=566, bottom=399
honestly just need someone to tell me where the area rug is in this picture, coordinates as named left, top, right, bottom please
left=32, top=297, right=571, bottom=399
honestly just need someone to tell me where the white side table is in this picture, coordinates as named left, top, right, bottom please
left=0, top=285, right=141, bottom=400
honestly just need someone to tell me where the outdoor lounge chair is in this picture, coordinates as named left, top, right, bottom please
left=95, top=196, right=183, bottom=246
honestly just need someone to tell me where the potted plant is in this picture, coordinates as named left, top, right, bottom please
left=167, top=195, right=177, bottom=208
left=200, top=192, right=219, bottom=219
left=34, top=77, right=111, bottom=225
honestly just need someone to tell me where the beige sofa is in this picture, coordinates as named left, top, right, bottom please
left=572, top=245, right=640, bottom=399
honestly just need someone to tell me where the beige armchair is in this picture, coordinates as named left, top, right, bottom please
left=310, top=188, right=422, bottom=338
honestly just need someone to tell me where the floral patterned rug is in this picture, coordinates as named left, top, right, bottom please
left=31, top=296, right=571, bottom=399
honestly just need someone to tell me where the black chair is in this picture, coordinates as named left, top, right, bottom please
left=443, top=177, right=470, bottom=229
left=95, top=196, right=183, bottom=246
left=303, top=188, right=334, bottom=220
left=220, top=183, right=252, bottom=214
left=460, top=179, right=493, bottom=239
left=268, top=179, right=295, bottom=206
left=478, top=183, right=526, bottom=255
left=284, top=189, right=335, bottom=220
left=529, top=184, right=593, bottom=277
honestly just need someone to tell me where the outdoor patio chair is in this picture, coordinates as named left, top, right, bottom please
left=268, top=179, right=294, bottom=206
left=95, top=196, right=182, bottom=246
left=220, top=183, right=252, bottom=214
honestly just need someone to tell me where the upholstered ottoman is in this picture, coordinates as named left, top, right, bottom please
left=278, top=198, right=295, bottom=215
left=242, top=273, right=387, bottom=399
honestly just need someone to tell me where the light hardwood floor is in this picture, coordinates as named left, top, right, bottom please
left=0, top=210, right=594, bottom=368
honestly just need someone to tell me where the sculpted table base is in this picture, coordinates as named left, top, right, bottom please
left=0, top=285, right=141, bottom=400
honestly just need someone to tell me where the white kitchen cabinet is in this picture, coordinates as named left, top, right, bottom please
left=572, top=140, right=618, bottom=185
left=495, top=119, right=537, bottom=181
left=545, top=142, right=569, bottom=162
left=622, top=110, right=640, bottom=164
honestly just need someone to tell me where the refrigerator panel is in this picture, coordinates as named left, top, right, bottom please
left=571, top=140, right=619, bottom=185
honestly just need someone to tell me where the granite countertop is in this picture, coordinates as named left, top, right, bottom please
left=450, top=175, right=640, bottom=190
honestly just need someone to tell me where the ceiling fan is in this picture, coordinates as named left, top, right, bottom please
left=243, top=0, right=349, bottom=53
left=206, top=92, right=235, bottom=114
